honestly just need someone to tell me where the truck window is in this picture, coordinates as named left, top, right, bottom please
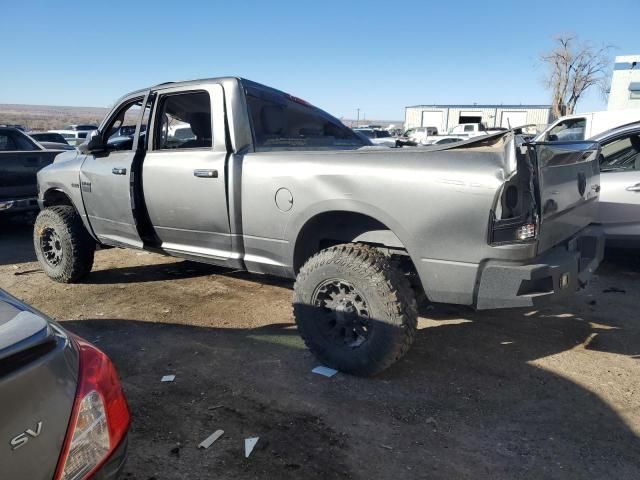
left=0, top=132, right=17, bottom=151
left=600, top=134, right=640, bottom=171
left=245, top=86, right=364, bottom=151
left=104, top=97, right=149, bottom=151
left=154, top=91, right=211, bottom=150
left=547, top=118, right=586, bottom=141
left=464, top=125, right=474, bottom=132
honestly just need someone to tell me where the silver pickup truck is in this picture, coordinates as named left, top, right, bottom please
left=34, top=77, right=604, bottom=375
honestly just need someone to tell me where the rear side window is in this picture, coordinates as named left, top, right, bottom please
left=464, top=125, right=474, bottom=132
left=246, top=86, right=365, bottom=151
left=155, top=91, right=212, bottom=150
left=600, top=134, right=640, bottom=171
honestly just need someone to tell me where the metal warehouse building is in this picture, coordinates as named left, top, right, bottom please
left=404, top=104, right=553, bottom=133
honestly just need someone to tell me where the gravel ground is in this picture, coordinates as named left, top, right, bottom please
left=2, top=219, right=640, bottom=479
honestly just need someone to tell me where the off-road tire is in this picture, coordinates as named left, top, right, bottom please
left=293, top=243, right=417, bottom=376
left=33, top=206, right=95, bottom=283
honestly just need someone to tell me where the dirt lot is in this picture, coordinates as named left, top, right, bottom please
left=2, top=219, right=640, bottom=479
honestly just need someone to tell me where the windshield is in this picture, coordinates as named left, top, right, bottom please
left=375, top=130, right=391, bottom=138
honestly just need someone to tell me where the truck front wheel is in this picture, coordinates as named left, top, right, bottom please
left=293, top=244, right=417, bottom=376
left=34, top=206, right=95, bottom=283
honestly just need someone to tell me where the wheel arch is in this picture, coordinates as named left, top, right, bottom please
left=291, top=208, right=412, bottom=273
left=41, top=187, right=98, bottom=242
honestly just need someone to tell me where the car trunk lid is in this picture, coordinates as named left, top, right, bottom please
left=0, top=291, right=78, bottom=480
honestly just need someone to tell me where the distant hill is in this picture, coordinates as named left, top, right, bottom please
left=0, top=104, right=109, bottom=131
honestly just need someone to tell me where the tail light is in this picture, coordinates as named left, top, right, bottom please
left=54, top=336, right=130, bottom=480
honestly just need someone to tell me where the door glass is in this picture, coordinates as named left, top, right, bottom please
left=547, top=118, right=586, bottom=141
left=154, top=91, right=212, bottom=150
left=105, top=98, right=147, bottom=151
left=0, top=132, right=17, bottom=151
left=600, top=134, right=640, bottom=172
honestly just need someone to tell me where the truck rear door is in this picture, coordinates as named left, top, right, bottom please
left=530, top=140, right=601, bottom=252
left=140, top=83, right=233, bottom=261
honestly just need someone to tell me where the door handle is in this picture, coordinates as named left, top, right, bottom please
left=193, top=169, right=218, bottom=178
left=625, top=184, right=640, bottom=192
left=112, top=167, right=127, bottom=175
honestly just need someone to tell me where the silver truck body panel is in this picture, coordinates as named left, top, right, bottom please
left=37, top=77, right=603, bottom=308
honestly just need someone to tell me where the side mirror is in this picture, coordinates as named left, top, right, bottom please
left=547, top=134, right=559, bottom=142
left=78, top=130, right=104, bottom=154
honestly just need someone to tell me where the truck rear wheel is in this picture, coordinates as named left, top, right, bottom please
left=293, top=244, right=417, bottom=376
left=34, top=206, right=95, bottom=283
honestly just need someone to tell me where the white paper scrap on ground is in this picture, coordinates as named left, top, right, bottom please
left=161, top=375, right=176, bottom=382
left=198, top=430, right=224, bottom=449
left=245, top=437, right=259, bottom=458
left=312, top=366, right=338, bottom=377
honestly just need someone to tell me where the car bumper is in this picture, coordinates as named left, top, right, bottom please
left=475, top=226, right=605, bottom=310
left=93, top=435, right=129, bottom=480
left=0, top=196, right=40, bottom=213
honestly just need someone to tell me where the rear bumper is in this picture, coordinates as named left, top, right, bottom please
left=0, top=196, right=39, bottom=213
left=475, top=226, right=604, bottom=310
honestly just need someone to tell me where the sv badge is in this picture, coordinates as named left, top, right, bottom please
left=10, top=422, right=43, bottom=450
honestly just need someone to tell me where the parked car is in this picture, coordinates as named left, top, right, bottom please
left=0, top=123, right=27, bottom=131
left=401, top=126, right=438, bottom=145
left=49, top=126, right=99, bottom=146
left=0, top=127, right=65, bottom=215
left=34, top=77, right=603, bottom=376
left=591, top=122, right=640, bottom=246
left=0, top=288, right=130, bottom=479
left=536, top=109, right=640, bottom=142
left=353, top=128, right=397, bottom=147
left=28, top=132, right=70, bottom=145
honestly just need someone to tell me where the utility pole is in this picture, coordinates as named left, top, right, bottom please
left=356, top=108, right=360, bottom=127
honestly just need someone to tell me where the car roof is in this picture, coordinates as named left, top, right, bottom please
left=591, top=121, right=640, bottom=141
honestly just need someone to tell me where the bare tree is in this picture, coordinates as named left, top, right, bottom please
left=541, top=35, right=612, bottom=119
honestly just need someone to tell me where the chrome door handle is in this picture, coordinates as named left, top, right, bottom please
left=625, top=184, right=640, bottom=192
left=112, top=167, right=127, bottom=175
left=193, top=169, right=218, bottom=178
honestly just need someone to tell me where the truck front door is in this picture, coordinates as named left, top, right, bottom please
left=141, top=84, right=233, bottom=261
left=79, top=93, right=150, bottom=248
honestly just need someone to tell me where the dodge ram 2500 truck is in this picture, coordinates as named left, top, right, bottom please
left=34, top=77, right=604, bottom=376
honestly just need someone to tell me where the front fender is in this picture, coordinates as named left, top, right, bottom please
left=37, top=154, right=97, bottom=241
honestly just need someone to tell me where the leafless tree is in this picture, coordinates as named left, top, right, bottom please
left=541, top=35, right=613, bottom=118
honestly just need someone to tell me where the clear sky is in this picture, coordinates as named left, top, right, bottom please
left=1, top=0, right=638, bottom=119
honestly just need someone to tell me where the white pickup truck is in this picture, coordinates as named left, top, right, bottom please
left=535, top=110, right=640, bottom=142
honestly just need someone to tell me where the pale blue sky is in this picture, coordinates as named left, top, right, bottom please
left=1, top=0, right=638, bottom=119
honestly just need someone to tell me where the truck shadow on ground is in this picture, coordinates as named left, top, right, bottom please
left=61, top=300, right=640, bottom=479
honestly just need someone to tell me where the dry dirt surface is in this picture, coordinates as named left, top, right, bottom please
left=2, top=219, right=640, bottom=479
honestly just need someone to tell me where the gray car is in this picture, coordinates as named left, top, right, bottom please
left=592, top=122, right=640, bottom=246
left=0, top=289, right=130, bottom=479
left=34, top=77, right=604, bottom=375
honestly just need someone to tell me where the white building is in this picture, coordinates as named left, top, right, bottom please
left=404, top=104, right=553, bottom=133
left=608, top=55, right=640, bottom=111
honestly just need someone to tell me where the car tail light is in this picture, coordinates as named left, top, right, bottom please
left=54, top=337, right=130, bottom=480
